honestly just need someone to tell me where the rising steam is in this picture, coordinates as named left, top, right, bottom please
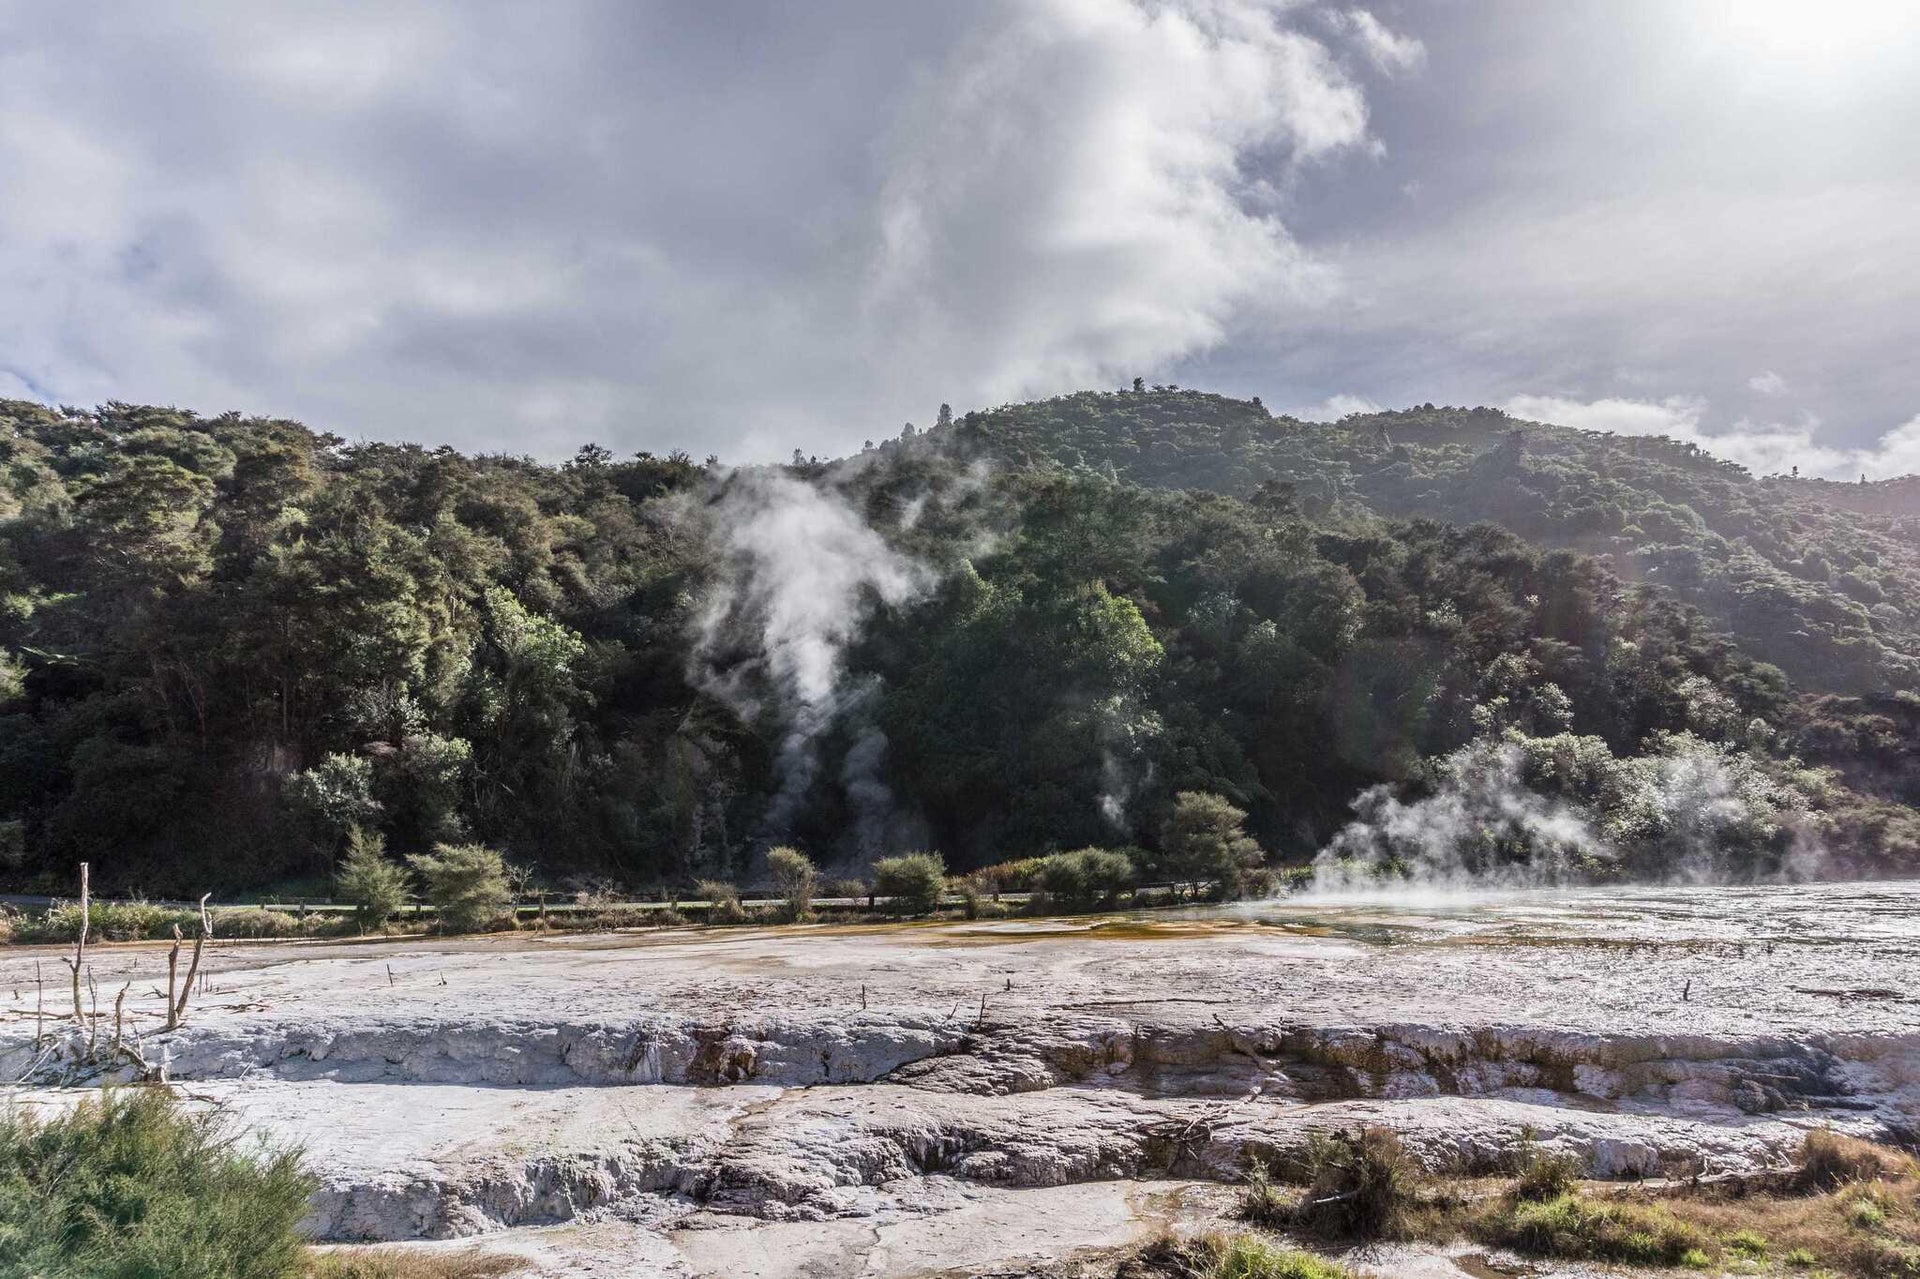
left=688, top=469, right=932, bottom=849
left=1309, top=732, right=1814, bottom=894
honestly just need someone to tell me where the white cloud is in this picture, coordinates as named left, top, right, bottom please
left=1748, top=370, right=1788, bottom=396
left=1334, top=9, right=1425, bottom=74
left=1506, top=393, right=1920, bottom=480
left=1295, top=392, right=1381, bottom=419
left=860, top=0, right=1368, bottom=422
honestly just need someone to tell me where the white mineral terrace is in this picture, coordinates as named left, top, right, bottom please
left=4, top=881, right=1917, bottom=1277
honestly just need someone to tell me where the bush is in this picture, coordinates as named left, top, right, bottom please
left=975, top=857, right=1047, bottom=893
left=824, top=877, right=868, bottom=902
left=872, top=852, right=945, bottom=916
left=0, top=1088, right=313, bottom=1279
left=11, top=900, right=202, bottom=944
left=765, top=847, right=816, bottom=922
left=336, top=826, right=410, bottom=930
left=406, top=843, right=511, bottom=933
left=1291, top=1127, right=1417, bottom=1240
left=695, top=879, right=746, bottom=925
left=217, top=908, right=325, bottom=939
left=1037, top=847, right=1135, bottom=912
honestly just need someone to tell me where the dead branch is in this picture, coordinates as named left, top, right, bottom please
left=171, top=894, right=212, bottom=1026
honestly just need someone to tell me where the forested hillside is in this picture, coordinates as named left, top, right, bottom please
left=0, top=394, right=1912, bottom=896
left=957, top=391, right=1920, bottom=695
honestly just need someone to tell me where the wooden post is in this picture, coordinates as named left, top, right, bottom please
left=33, top=959, right=44, bottom=1048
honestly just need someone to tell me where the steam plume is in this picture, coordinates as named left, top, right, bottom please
left=689, top=469, right=932, bottom=843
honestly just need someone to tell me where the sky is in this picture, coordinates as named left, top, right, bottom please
left=1, top=0, right=1917, bottom=477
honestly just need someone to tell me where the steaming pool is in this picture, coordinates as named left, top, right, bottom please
left=4, top=879, right=1917, bottom=1276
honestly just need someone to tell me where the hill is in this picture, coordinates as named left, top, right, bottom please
left=947, top=390, right=1920, bottom=695
left=0, top=394, right=1912, bottom=896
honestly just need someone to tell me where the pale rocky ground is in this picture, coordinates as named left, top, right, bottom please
left=4, top=882, right=1917, bottom=1277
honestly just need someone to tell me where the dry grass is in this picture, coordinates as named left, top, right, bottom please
left=1122, top=1232, right=1359, bottom=1279
left=1460, top=1129, right=1920, bottom=1277
left=305, top=1247, right=526, bottom=1279
left=1287, top=1127, right=1419, bottom=1240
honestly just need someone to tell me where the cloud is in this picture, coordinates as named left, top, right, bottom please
left=0, top=0, right=1381, bottom=461
left=1748, top=370, right=1788, bottom=397
left=1333, top=9, right=1425, bottom=74
left=1506, top=393, right=1920, bottom=480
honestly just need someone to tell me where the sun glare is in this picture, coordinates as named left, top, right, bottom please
left=1697, top=0, right=1920, bottom=61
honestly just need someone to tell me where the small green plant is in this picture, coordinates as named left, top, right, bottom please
left=1726, top=1229, right=1768, bottom=1258
left=1846, top=1194, right=1887, bottom=1230
left=1236, top=1156, right=1292, bottom=1230
left=0, top=1088, right=314, bottom=1279
left=765, top=846, right=817, bottom=922
left=873, top=852, right=945, bottom=915
left=336, top=826, right=410, bottom=930
left=406, top=843, right=512, bottom=933
left=1510, top=1138, right=1581, bottom=1202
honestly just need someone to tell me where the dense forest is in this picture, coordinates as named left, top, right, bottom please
left=0, top=391, right=1913, bottom=896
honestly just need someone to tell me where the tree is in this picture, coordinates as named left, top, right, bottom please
left=873, top=852, right=945, bottom=915
left=1160, top=791, right=1264, bottom=898
left=766, top=846, right=816, bottom=921
left=407, top=843, right=512, bottom=933
left=283, top=754, right=381, bottom=852
left=335, top=825, right=409, bottom=930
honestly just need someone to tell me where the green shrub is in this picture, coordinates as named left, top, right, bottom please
left=872, top=852, right=945, bottom=916
left=335, top=827, right=410, bottom=930
left=765, top=847, right=816, bottom=922
left=975, top=857, right=1047, bottom=893
left=695, top=879, right=746, bottom=925
left=216, top=908, right=317, bottom=939
left=1036, top=847, right=1135, bottom=912
left=406, top=843, right=511, bottom=933
left=0, top=1088, right=313, bottom=1279
left=12, top=900, right=202, bottom=944
left=1476, top=1190, right=1710, bottom=1266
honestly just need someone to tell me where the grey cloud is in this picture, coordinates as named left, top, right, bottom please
left=1, top=0, right=1915, bottom=476
left=0, top=0, right=1374, bottom=460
